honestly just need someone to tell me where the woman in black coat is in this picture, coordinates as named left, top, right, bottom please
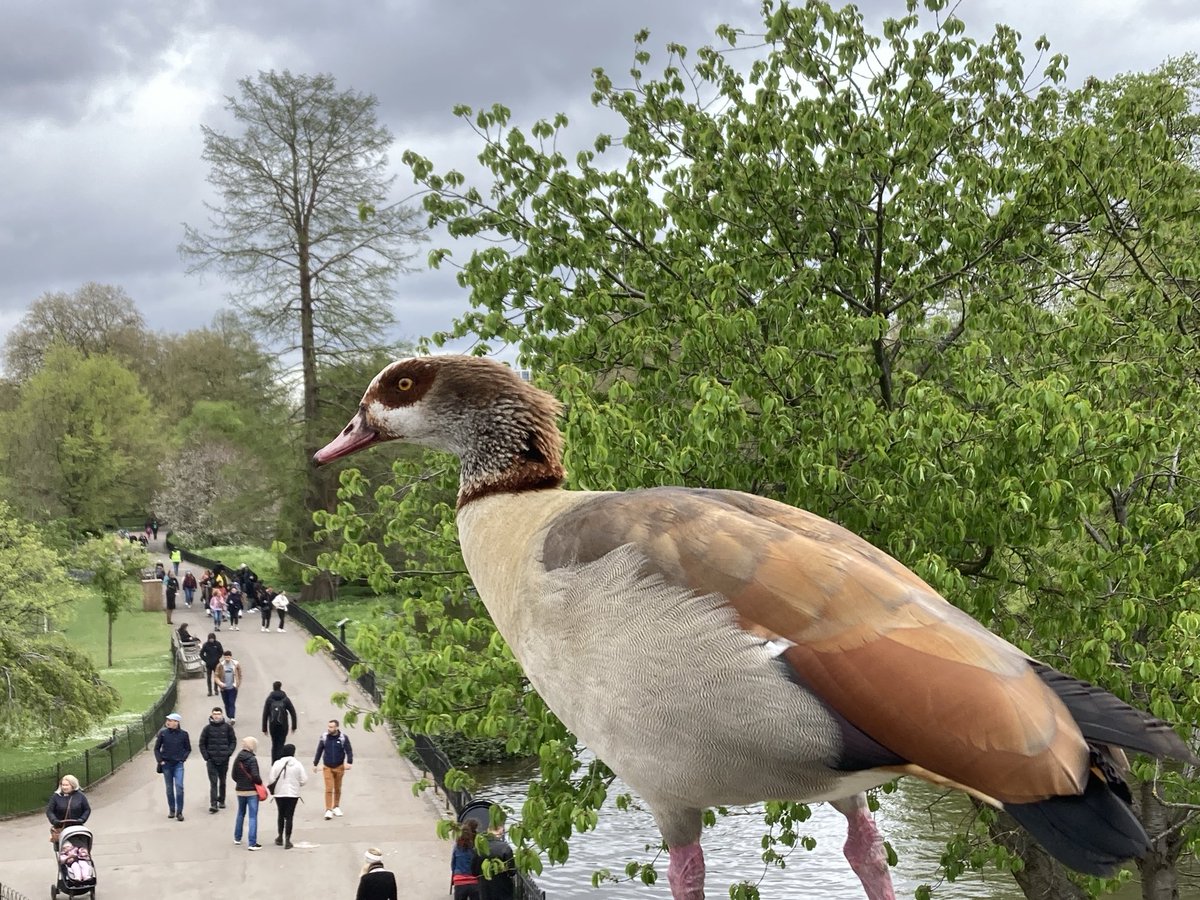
left=356, top=848, right=398, bottom=900
left=46, top=774, right=91, bottom=840
left=231, top=736, right=264, bottom=850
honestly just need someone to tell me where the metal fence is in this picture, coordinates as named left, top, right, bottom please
left=0, top=678, right=178, bottom=818
left=0, top=882, right=33, bottom=900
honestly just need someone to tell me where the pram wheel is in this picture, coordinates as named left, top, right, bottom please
left=49, top=886, right=57, bottom=899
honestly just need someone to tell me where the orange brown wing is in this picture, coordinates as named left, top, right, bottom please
left=541, top=487, right=1088, bottom=804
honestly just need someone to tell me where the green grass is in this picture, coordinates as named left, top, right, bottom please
left=196, top=544, right=283, bottom=587
left=0, top=586, right=174, bottom=774
left=304, top=595, right=406, bottom=645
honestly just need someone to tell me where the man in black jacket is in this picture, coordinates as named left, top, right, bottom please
left=199, top=633, right=224, bottom=696
left=261, top=681, right=298, bottom=763
left=480, top=823, right=516, bottom=900
left=198, top=707, right=237, bottom=813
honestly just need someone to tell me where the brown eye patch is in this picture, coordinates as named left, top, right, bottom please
left=368, top=359, right=438, bottom=408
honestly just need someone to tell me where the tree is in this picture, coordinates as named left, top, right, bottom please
left=0, top=504, right=120, bottom=744
left=0, top=347, right=164, bottom=532
left=152, top=428, right=282, bottom=547
left=77, top=536, right=148, bottom=668
left=180, top=70, right=427, bottom=595
left=142, top=312, right=284, bottom=422
left=322, top=4, right=1200, bottom=898
left=1, top=282, right=149, bottom=382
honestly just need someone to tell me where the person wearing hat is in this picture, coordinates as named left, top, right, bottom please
left=356, top=847, right=397, bottom=900
left=153, top=713, right=192, bottom=821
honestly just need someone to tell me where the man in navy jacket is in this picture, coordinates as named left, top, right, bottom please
left=312, top=718, right=353, bottom=820
left=154, top=713, right=192, bottom=821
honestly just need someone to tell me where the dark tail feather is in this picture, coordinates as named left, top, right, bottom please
left=1005, top=770, right=1150, bottom=876
left=1030, top=661, right=1198, bottom=763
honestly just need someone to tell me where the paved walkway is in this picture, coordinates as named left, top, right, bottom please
left=0, top=542, right=452, bottom=898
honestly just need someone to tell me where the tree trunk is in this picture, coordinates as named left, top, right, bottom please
left=1138, top=782, right=1183, bottom=900
left=107, top=616, right=114, bottom=668
left=986, top=810, right=1089, bottom=900
left=297, top=245, right=338, bottom=600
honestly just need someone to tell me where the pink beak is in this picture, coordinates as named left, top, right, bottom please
left=313, top=412, right=380, bottom=465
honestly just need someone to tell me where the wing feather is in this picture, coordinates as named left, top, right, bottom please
left=542, top=487, right=1088, bottom=803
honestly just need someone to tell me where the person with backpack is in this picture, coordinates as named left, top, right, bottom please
left=261, top=681, right=299, bottom=763
left=198, top=706, right=237, bottom=813
left=313, top=718, right=354, bottom=820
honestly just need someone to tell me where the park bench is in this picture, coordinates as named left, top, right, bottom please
left=172, top=633, right=204, bottom=678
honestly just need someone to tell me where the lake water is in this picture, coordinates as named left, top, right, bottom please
left=473, top=758, right=1194, bottom=899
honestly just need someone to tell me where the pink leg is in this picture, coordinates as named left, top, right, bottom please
left=833, top=795, right=896, bottom=900
left=667, top=842, right=706, bottom=900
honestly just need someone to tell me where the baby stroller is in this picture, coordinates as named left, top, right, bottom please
left=51, top=824, right=97, bottom=899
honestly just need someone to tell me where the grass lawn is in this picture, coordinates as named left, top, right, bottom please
left=304, top=595, right=405, bottom=645
left=0, top=586, right=173, bottom=775
left=196, top=544, right=284, bottom=587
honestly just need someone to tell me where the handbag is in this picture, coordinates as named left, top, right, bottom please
left=268, top=760, right=288, bottom=796
left=239, top=759, right=267, bottom=801
left=49, top=794, right=72, bottom=843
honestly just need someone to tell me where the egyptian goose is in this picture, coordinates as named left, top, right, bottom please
left=314, top=354, right=1194, bottom=900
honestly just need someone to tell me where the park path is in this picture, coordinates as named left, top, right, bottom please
left=0, top=539, right=452, bottom=898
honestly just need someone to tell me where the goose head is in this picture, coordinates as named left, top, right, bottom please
left=313, top=355, right=566, bottom=504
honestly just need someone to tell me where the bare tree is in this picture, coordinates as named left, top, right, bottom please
left=2, top=282, right=148, bottom=381
left=181, top=70, right=425, bottom=591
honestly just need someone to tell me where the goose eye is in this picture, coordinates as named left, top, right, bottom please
left=397, top=377, right=414, bottom=391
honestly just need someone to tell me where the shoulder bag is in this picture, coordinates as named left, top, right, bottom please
left=268, top=760, right=289, bottom=796
left=240, top=759, right=268, bottom=801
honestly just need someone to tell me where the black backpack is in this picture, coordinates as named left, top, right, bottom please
left=269, top=697, right=288, bottom=726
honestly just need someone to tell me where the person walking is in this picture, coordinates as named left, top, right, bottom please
left=258, top=586, right=274, bottom=631
left=150, top=516, right=159, bottom=540
left=232, top=735, right=264, bottom=851
left=170, top=547, right=182, bottom=575
left=199, top=632, right=224, bottom=696
left=200, top=569, right=214, bottom=610
left=46, top=775, right=91, bottom=843
left=267, top=742, right=307, bottom=849
left=261, top=681, right=299, bottom=763
left=209, top=588, right=227, bottom=631
left=227, top=584, right=244, bottom=631
left=356, top=848, right=398, bottom=900
left=163, top=572, right=179, bottom=625
left=215, top=650, right=242, bottom=723
left=479, top=823, right=516, bottom=900
left=313, top=718, right=353, bottom=820
left=182, top=570, right=197, bottom=608
left=271, top=590, right=289, bottom=632
left=153, top=712, right=191, bottom=821
left=198, top=706, right=237, bottom=813
left=450, top=819, right=483, bottom=900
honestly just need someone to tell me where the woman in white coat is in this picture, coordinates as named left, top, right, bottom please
left=267, top=742, right=307, bottom=848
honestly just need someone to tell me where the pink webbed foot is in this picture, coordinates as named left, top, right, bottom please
left=668, top=842, right=706, bottom=900
left=834, top=795, right=896, bottom=900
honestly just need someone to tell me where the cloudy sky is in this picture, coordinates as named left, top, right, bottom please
left=2, top=0, right=1198, bottom=372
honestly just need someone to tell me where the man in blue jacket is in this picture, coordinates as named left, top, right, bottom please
left=312, top=718, right=353, bottom=820
left=154, top=712, right=192, bottom=821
